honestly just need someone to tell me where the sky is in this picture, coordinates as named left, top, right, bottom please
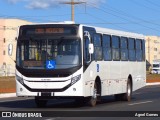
left=1, top=0, right=160, bottom=36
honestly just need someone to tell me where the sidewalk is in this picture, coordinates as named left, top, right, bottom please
left=146, top=82, right=160, bottom=86
left=0, top=93, right=16, bottom=98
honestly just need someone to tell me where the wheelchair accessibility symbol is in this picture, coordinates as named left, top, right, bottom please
left=46, top=60, right=55, bottom=69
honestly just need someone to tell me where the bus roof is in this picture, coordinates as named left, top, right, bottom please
left=20, top=22, right=145, bottom=39
left=81, top=24, right=145, bottom=39
left=28, top=21, right=76, bottom=25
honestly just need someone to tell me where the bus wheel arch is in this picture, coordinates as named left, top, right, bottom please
left=128, top=75, right=133, bottom=91
left=88, top=76, right=101, bottom=107
left=95, top=76, right=101, bottom=101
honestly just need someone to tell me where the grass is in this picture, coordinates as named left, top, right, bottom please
left=0, top=73, right=160, bottom=93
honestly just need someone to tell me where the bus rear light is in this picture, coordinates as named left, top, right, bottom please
left=71, top=74, right=81, bottom=85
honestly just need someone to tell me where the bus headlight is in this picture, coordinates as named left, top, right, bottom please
left=71, top=74, right=81, bottom=85
left=16, top=75, right=24, bottom=85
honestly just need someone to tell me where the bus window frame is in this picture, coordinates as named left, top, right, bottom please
left=102, top=34, right=112, bottom=61
left=120, top=37, right=129, bottom=61
left=112, top=35, right=120, bottom=61
left=128, top=38, right=136, bottom=61
left=93, top=33, right=103, bottom=61
left=136, top=39, right=143, bottom=62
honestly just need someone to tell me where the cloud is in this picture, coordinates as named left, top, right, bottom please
left=25, top=0, right=60, bottom=9
left=6, top=0, right=106, bottom=9
left=80, top=0, right=106, bottom=4
left=26, top=0, right=51, bottom=9
left=7, top=0, right=20, bottom=4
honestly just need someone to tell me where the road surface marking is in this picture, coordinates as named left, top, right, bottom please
left=128, top=101, right=153, bottom=106
left=133, top=93, right=142, bottom=95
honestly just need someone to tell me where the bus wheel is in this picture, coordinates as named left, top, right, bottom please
left=88, top=83, right=98, bottom=107
left=123, top=79, right=132, bottom=101
left=35, top=97, right=47, bottom=108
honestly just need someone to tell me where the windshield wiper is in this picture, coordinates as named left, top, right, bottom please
left=57, top=37, right=65, bottom=45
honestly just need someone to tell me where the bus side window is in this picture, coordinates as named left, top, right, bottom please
left=93, top=33, right=102, bottom=61
left=84, top=36, right=90, bottom=62
left=136, top=39, right=143, bottom=61
left=128, top=38, right=136, bottom=61
left=121, top=37, right=128, bottom=61
left=103, top=34, right=112, bottom=61
left=112, top=36, right=120, bottom=61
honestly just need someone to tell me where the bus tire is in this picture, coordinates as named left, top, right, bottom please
left=88, top=82, right=98, bottom=107
left=123, top=79, right=132, bottom=101
left=35, top=97, right=47, bottom=108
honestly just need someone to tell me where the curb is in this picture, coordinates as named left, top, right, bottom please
left=146, top=82, right=160, bottom=86
left=0, top=93, right=16, bottom=98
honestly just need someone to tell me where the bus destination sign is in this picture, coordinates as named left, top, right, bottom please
left=35, top=28, right=64, bottom=34
left=21, top=26, right=77, bottom=36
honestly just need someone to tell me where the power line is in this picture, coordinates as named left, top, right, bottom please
left=130, top=0, right=160, bottom=13
left=75, top=2, right=160, bottom=26
left=75, top=2, right=127, bottom=30
left=0, top=12, right=87, bottom=23
left=86, top=2, right=160, bottom=32
left=83, top=12, right=136, bottom=32
left=99, top=2, right=160, bottom=27
left=1, top=0, right=160, bottom=34
left=146, top=0, right=160, bottom=8
left=0, top=13, right=86, bottom=18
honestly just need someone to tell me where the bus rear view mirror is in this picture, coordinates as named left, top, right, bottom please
left=8, top=43, right=13, bottom=56
left=89, top=43, right=94, bottom=54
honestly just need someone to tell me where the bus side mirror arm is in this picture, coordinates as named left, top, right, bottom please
left=86, top=44, right=94, bottom=64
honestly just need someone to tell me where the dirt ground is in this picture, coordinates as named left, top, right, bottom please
left=0, top=77, right=16, bottom=93
left=0, top=74, right=160, bottom=93
left=146, top=73, right=160, bottom=83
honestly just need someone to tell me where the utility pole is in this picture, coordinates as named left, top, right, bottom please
left=60, top=0, right=85, bottom=22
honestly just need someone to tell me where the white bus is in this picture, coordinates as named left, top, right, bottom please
left=15, top=22, right=146, bottom=107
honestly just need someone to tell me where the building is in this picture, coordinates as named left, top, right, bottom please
left=0, top=19, right=32, bottom=76
left=145, top=36, right=160, bottom=70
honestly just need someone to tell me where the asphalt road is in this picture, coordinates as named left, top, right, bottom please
left=0, top=85, right=160, bottom=120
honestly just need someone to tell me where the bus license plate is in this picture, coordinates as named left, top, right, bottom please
left=41, top=92, right=51, bottom=96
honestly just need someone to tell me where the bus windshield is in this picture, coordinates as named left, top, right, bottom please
left=16, top=38, right=81, bottom=69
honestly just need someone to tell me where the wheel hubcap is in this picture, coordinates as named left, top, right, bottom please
left=93, top=88, right=97, bottom=99
left=127, top=84, right=131, bottom=96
